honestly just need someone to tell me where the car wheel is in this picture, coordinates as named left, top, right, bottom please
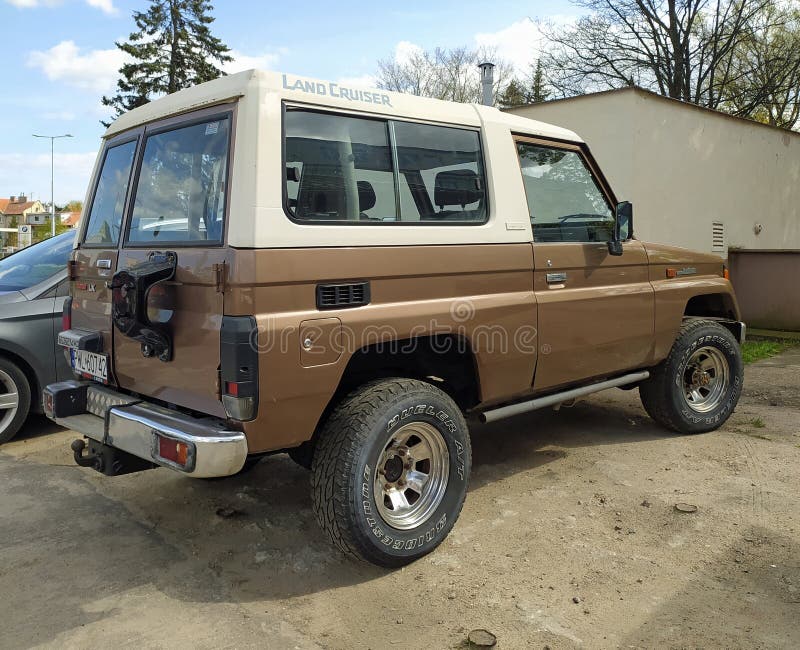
left=0, top=358, right=32, bottom=445
left=311, top=378, right=471, bottom=567
left=640, top=319, right=743, bottom=434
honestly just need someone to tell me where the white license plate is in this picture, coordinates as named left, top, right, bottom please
left=70, top=349, right=108, bottom=383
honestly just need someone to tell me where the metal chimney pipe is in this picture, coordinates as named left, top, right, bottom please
left=478, top=61, right=495, bottom=106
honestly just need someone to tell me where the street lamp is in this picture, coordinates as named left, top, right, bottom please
left=32, top=133, right=73, bottom=237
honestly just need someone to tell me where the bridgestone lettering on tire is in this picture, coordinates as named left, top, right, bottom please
left=640, top=319, right=743, bottom=434
left=311, top=378, right=471, bottom=567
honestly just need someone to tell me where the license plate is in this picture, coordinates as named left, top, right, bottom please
left=70, top=349, right=108, bottom=383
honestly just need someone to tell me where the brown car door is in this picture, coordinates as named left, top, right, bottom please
left=514, top=137, right=654, bottom=391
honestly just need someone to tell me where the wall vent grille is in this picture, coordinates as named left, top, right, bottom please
left=712, top=221, right=725, bottom=252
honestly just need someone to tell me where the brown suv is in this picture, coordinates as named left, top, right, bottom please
left=45, top=70, right=744, bottom=567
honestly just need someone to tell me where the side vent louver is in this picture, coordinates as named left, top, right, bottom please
left=712, top=221, right=725, bottom=252
left=316, top=282, right=371, bottom=310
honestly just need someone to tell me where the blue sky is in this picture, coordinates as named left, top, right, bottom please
left=1, top=0, right=577, bottom=204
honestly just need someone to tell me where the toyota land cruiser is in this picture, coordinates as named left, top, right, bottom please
left=45, top=70, right=744, bottom=567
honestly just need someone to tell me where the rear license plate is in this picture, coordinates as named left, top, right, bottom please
left=70, top=349, right=108, bottom=383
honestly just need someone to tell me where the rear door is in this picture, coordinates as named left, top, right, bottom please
left=71, top=107, right=234, bottom=417
left=71, top=131, right=140, bottom=371
left=113, top=108, right=234, bottom=417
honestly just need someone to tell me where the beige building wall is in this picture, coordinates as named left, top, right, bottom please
left=509, top=88, right=800, bottom=257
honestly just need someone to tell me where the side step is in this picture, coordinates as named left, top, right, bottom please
left=479, top=371, right=650, bottom=424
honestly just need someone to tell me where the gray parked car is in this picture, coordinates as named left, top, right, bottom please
left=0, top=232, right=74, bottom=443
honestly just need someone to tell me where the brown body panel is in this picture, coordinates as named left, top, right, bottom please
left=70, top=247, right=118, bottom=358
left=226, top=244, right=538, bottom=453
left=112, top=249, right=229, bottom=418
left=532, top=239, right=654, bottom=390
left=644, top=242, right=740, bottom=361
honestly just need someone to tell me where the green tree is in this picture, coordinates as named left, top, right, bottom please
left=497, top=61, right=552, bottom=108
left=102, top=0, right=231, bottom=125
left=498, top=80, right=529, bottom=108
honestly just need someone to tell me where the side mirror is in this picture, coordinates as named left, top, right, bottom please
left=608, top=201, right=633, bottom=256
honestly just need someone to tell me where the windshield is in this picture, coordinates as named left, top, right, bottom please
left=0, top=232, right=74, bottom=292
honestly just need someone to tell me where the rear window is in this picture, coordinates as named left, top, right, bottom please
left=284, top=108, right=487, bottom=224
left=127, top=116, right=230, bottom=245
left=83, top=140, right=136, bottom=246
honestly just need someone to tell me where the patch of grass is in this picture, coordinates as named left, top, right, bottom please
left=741, top=339, right=800, bottom=364
left=750, top=417, right=766, bottom=429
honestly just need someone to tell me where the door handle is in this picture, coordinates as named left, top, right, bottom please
left=546, top=272, right=567, bottom=284
left=96, top=259, right=112, bottom=269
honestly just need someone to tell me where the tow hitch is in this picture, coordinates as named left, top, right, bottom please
left=71, top=438, right=155, bottom=476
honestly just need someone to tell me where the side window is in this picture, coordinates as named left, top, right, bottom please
left=285, top=110, right=397, bottom=222
left=127, top=116, right=230, bottom=244
left=516, top=142, right=613, bottom=243
left=394, top=121, right=486, bottom=222
left=283, top=109, right=488, bottom=224
left=83, top=140, right=136, bottom=246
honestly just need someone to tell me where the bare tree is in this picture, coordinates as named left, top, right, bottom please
left=721, top=3, right=800, bottom=129
left=542, top=0, right=774, bottom=111
left=376, top=46, right=514, bottom=104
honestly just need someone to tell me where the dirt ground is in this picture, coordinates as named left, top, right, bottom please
left=2, top=349, right=799, bottom=650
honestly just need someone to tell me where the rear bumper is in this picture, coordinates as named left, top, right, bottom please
left=44, top=381, right=248, bottom=478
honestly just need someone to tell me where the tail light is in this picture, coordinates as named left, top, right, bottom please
left=220, top=316, right=259, bottom=421
left=153, top=433, right=194, bottom=470
left=62, top=296, right=72, bottom=332
left=722, top=264, right=730, bottom=280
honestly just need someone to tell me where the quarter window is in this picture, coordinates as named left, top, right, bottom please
left=127, top=116, right=230, bottom=244
left=83, top=140, right=136, bottom=246
left=285, top=111, right=396, bottom=221
left=516, top=142, right=613, bottom=243
left=393, top=121, right=486, bottom=222
left=284, top=109, right=487, bottom=224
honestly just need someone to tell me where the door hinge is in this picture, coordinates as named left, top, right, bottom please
left=213, top=262, right=227, bottom=293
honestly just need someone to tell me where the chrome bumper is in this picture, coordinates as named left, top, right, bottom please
left=49, top=384, right=248, bottom=478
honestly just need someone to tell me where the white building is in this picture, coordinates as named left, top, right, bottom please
left=509, top=87, right=800, bottom=331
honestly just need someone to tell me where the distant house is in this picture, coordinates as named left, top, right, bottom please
left=0, top=195, right=47, bottom=228
left=60, top=211, right=81, bottom=228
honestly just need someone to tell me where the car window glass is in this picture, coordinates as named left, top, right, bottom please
left=286, top=110, right=397, bottom=222
left=516, top=143, right=613, bottom=243
left=0, top=232, right=74, bottom=291
left=128, top=116, right=230, bottom=244
left=83, top=140, right=136, bottom=246
left=393, top=121, right=486, bottom=222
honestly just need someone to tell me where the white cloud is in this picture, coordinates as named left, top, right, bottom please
left=5, top=0, right=60, bottom=7
left=41, top=110, right=77, bottom=121
left=223, top=49, right=283, bottom=74
left=0, top=152, right=98, bottom=204
left=336, top=74, right=378, bottom=89
left=5, top=0, right=117, bottom=10
left=27, top=41, right=127, bottom=93
left=394, top=40, right=423, bottom=65
left=474, top=17, right=545, bottom=75
left=84, top=0, right=116, bottom=15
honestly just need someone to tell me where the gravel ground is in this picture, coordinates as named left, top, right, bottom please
left=1, top=349, right=799, bottom=649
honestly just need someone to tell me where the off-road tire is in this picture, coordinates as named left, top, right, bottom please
left=640, top=319, right=743, bottom=434
left=311, top=378, right=471, bottom=568
left=0, top=358, right=32, bottom=445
